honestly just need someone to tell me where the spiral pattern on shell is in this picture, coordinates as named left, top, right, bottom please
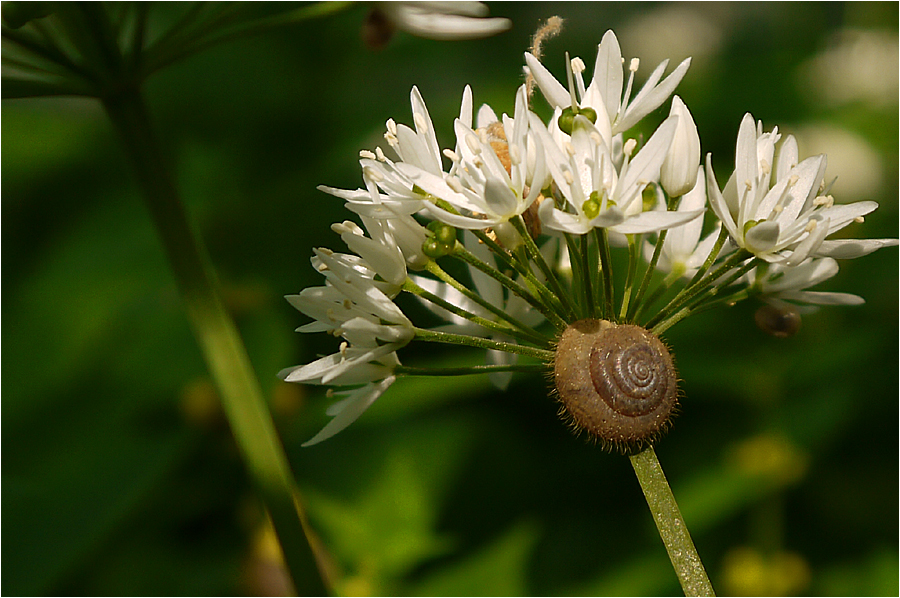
left=553, top=319, right=678, bottom=447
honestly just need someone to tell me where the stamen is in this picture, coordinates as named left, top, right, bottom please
left=413, top=112, right=428, bottom=130
left=386, top=118, right=398, bottom=136
left=363, top=166, right=384, bottom=182
left=788, top=174, right=799, bottom=187
left=590, top=131, right=602, bottom=145
left=564, top=51, right=579, bottom=108
left=339, top=342, right=349, bottom=357
left=563, top=169, right=574, bottom=184
left=854, top=216, right=865, bottom=223
left=564, top=141, right=576, bottom=157
left=623, top=138, right=637, bottom=157
left=342, top=299, right=353, bottom=310
left=375, top=147, right=388, bottom=161
left=508, top=143, right=522, bottom=165
left=804, top=220, right=818, bottom=233
left=447, top=177, right=465, bottom=193
left=571, top=56, right=586, bottom=74
left=443, top=148, right=461, bottom=162
left=359, top=150, right=377, bottom=160
left=466, top=133, right=482, bottom=154
left=759, top=158, right=771, bottom=175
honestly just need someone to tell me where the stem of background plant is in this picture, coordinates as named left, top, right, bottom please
left=101, top=85, right=329, bottom=596
left=629, top=446, right=715, bottom=597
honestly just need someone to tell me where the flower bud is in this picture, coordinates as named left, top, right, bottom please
left=660, top=96, right=701, bottom=197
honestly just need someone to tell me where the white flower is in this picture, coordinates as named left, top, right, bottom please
left=531, top=112, right=704, bottom=235
left=397, top=85, right=547, bottom=238
left=281, top=244, right=415, bottom=444
left=371, top=2, right=511, bottom=42
left=645, top=166, right=720, bottom=279
left=319, top=86, right=455, bottom=217
left=660, top=95, right=701, bottom=197
left=750, top=257, right=864, bottom=307
left=707, top=113, right=881, bottom=265
left=525, top=29, right=691, bottom=135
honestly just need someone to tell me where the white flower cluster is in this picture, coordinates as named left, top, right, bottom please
left=282, top=30, right=897, bottom=445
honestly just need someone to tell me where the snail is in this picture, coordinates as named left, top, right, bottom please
left=553, top=319, right=678, bottom=449
left=754, top=303, right=801, bottom=338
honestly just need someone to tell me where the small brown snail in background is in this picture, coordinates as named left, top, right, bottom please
left=553, top=319, right=678, bottom=450
left=754, top=303, right=802, bottom=338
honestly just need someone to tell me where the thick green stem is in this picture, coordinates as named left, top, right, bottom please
left=629, top=446, right=715, bottom=597
left=102, top=86, right=328, bottom=596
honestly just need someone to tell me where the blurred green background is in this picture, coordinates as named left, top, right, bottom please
left=3, top=2, right=897, bottom=595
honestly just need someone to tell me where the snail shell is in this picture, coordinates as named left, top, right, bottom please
left=754, top=303, right=801, bottom=338
left=553, top=319, right=678, bottom=448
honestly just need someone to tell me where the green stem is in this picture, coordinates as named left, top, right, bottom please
left=142, top=2, right=354, bottom=76
left=424, top=261, right=553, bottom=346
left=101, top=86, right=329, bottom=596
left=629, top=229, right=668, bottom=322
left=396, top=363, right=549, bottom=376
left=579, top=233, right=596, bottom=319
left=618, top=235, right=639, bottom=321
left=412, top=327, right=555, bottom=361
left=647, top=249, right=752, bottom=330
left=453, top=239, right=569, bottom=330
left=511, top=216, right=577, bottom=319
left=594, top=228, right=615, bottom=320
left=629, top=446, right=715, bottom=597
left=402, top=278, right=541, bottom=345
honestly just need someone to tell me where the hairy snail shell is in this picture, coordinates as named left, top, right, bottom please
left=553, top=319, right=678, bottom=448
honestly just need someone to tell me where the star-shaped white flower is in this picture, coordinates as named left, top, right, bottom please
left=707, top=113, right=882, bottom=265
left=530, top=112, right=703, bottom=235
left=397, top=85, right=547, bottom=237
left=525, top=29, right=691, bottom=135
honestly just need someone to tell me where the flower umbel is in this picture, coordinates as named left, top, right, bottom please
left=284, top=30, right=897, bottom=450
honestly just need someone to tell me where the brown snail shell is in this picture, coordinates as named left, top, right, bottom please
left=754, top=303, right=801, bottom=338
left=553, top=319, right=678, bottom=448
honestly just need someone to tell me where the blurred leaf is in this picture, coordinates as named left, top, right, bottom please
left=412, top=521, right=541, bottom=596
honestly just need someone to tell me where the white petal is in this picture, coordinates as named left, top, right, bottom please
left=592, top=30, right=624, bottom=123
left=706, top=153, right=739, bottom=240
left=815, top=238, right=900, bottom=259
left=616, top=116, right=677, bottom=208
left=612, top=209, right=704, bottom=235
left=524, top=52, right=570, bottom=108
left=744, top=221, right=781, bottom=253
left=301, top=376, right=396, bottom=447
left=778, top=291, right=865, bottom=306
left=391, top=7, right=510, bottom=40
left=617, top=57, right=691, bottom=133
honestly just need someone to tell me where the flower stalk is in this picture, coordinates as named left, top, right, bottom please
left=630, top=446, right=715, bottom=597
left=101, top=86, right=328, bottom=596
